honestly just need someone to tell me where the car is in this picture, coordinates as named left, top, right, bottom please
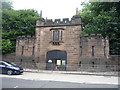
left=0, top=60, right=23, bottom=75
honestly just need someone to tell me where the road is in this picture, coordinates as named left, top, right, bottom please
left=2, top=77, right=118, bottom=88
left=0, top=72, right=119, bottom=88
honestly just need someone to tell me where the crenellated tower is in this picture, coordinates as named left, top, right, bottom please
left=34, top=15, right=82, bottom=70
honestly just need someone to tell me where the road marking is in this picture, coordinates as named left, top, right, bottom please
left=14, top=86, right=18, bottom=88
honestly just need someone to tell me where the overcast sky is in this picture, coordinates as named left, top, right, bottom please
left=11, top=0, right=86, bottom=19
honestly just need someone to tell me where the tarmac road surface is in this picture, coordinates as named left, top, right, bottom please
left=2, top=77, right=118, bottom=88
left=0, top=72, right=119, bottom=88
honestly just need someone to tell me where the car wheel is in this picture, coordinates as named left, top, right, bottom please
left=7, top=70, right=13, bottom=75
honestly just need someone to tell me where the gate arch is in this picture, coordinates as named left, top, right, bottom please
left=46, top=50, right=67, bottom=70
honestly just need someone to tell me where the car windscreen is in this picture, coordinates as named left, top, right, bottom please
left=3, top=61, right=17, bottom=66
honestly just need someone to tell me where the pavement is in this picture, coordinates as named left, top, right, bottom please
left=24, top=69, right=119, bottom=76
left=0, top=71, right=119, bottom=85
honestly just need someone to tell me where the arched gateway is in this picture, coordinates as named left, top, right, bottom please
left=46, top=50, right=67, bottom=70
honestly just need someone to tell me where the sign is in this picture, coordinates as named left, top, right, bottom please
left=57, top=60, right=61, bottom=66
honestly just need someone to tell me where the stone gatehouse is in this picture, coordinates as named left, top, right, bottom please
left=15, top=15, right=109, bottom=70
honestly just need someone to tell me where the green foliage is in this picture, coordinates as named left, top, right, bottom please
left=2, top=39, right=13, bottom=53
left=1, top=0, right=13, bottom=10
left=2, top=1, right=39, bottom=54
left=80, top=2, right=120, bottom=55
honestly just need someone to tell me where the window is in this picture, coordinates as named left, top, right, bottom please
left=92, top=46, right=94, bottom=56
left=51, top=30, right=62, bottom=41
left=32, top=46, right=35, bottom=55
left=21, top=46, right=24, bottom=55
left=50, top=28, right=64, bottom=45
left=104, top=46, right=106, bottom=56
left=59, top=31, right=62, bottom=41
left=51, top=30, right=63, bottom=45
left=0, top=62, right=6, bottom=66
left=92, top=61, right=94, bottom=67
left=79, top=61, right=81, bottom=67
left=80, top=46, right=82, bottom=56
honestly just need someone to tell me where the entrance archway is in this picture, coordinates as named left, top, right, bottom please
left=46, top=50, right=67, bottom=70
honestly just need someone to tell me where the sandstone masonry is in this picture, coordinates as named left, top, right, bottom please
left=15, top=15, right=109, bottom=70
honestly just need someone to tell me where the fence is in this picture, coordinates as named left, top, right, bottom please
left=14, top=62, right=120, bottom=72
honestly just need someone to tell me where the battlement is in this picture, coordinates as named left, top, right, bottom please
left=36, top=15, right=82, bottom=27
left=17, top=36, right=35, bottom=40
left=80, top=34, right=108, bottom=40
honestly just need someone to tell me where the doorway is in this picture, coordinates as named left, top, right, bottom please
left=46, top=50, right=67, bottom=70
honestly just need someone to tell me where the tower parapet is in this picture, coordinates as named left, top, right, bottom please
left=36, top=15, right=82, bottom=27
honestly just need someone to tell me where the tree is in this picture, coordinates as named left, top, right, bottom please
left=1, top=0, right=13, bottom=10
left=80, top=2, right=120, bottom=55
left=2, top=1, right=40, bottom=54
left=2, top=39, right=13, bottom=53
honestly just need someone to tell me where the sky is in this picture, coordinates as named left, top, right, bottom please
left=11, top=0, right=86, bottom=19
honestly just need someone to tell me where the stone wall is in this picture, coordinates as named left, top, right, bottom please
left=15, top=15, right=112, bottom=70
left=35, top=15, right=82, bottom=67
left=80, top=34, right=109, bottom=58
left=108, top=55, right=120, bottom=65
left=2, top=53, right=15, bottom=62
left=15, top=36, right=35, bottom=63
left=79, top=34, right=109, bottom=65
